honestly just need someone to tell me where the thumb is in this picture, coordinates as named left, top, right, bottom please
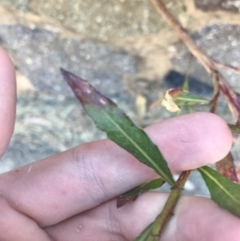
left=0, top=47, right=16, bottom=157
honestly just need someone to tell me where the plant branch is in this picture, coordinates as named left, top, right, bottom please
left=150, top=0, right=240, bottom=121
left=213, top=60, right=240, bottom=75
left=150, top=0, right=213, bottom=73
left=151, top=170, right=191, bottom=238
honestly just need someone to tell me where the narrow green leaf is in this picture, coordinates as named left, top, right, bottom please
left=174, top=91, right=209, bottom=106
left=117, top=178, right=165, bottom=208
left=228, top=123, right=240, bottom=135
left=61, top=69, right=175, bottom=185
left=161, top=89, right=209, bottom=112
left=198, top=166, right=240, bottom=216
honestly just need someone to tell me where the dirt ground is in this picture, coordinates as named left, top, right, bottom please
left=1, top=0, right=240, bottom=94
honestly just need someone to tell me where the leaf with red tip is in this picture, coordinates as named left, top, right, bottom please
left=117, top=178, right=165, bottom=208
left=61, top=69, right=175, bottom=185
left=161, top=89, right=209, bottom=112
left=216, top=152, right=238, bottom=182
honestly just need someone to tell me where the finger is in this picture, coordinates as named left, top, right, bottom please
left=0, top=113, right=232, bottom=226
left=148, top=112, right=232, bottom=171
left=122, top=193, right=240, bottom=241
left=45, top=193, right=240, bottom=241
left=0, top=47, right=16, bottom=157
left=0, top=197, right=51, bottom=241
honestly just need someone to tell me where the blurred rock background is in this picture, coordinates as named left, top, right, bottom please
left=0, top=0, right=240, bottom=195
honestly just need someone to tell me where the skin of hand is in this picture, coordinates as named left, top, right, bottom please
left=0, top=47, right=239, bottom=241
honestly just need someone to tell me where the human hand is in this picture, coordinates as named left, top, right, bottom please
left=0, top=47, right=239, bottom=241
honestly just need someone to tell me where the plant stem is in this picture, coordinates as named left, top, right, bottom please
left=149, top=0, right=240, bottom=122
left=151, top=170, right=191, bottom=238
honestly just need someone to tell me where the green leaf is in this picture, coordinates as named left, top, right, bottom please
left=61, top=69, right=175, bottom=185
left=117, top=178, right=165, bottom=208
left=198, top=166, right=240, bottom=216
left=161, top=89, right=209, bottom=112
left=228, top=123, right=240, bottom=135
left=173, top=91, right=209, bottom=106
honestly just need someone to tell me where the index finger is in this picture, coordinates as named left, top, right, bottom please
left=0, top=112, right=232, bottom=227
